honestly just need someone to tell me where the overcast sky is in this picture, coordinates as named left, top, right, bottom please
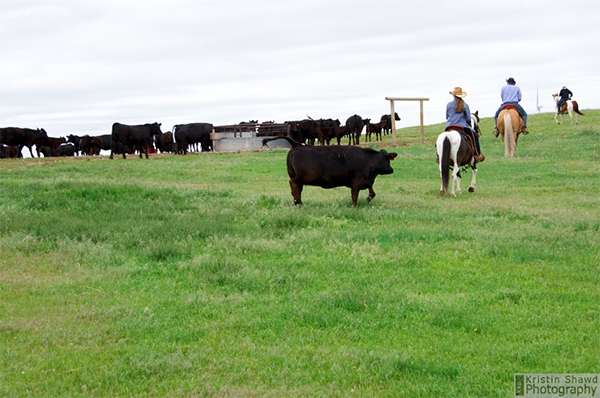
left=1, top=0, right=599, bottom=138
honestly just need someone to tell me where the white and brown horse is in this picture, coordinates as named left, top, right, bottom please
left=497, top=107, right=522, bottom=157
left=552, top=94, right=584, bottom=125
left=436, top=127, right=478, bottom=198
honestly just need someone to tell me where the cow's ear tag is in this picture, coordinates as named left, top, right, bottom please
left=390, top=154, right=396, bottom=160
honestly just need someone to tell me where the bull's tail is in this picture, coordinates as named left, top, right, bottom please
left=262, top=136, right=301, bottom=148
left=573, top=101, right=585, bottom=115
left=440, top=136, right=451, bottom=194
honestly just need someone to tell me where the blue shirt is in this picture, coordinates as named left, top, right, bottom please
left=501, top=84, right=522, bottom=103
left=445, top=98, right=471, bottom=128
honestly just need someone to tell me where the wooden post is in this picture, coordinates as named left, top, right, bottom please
left=420, top=99, right=425, bottom=145
left=385, top=97, right=429, bottom=146
left=390, top=100, right=397, bottom=146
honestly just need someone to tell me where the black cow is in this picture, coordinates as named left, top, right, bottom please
left=111, top=122, right=162, bottom=159
left=80, top=135, right=102, bottom=156
left=39, top=146, right=58, bottom=157
left=96, top=134, right=112, bottom=152
left=1, top=145, right=22, bottom=159
left=0, top=127, right=48, bottom=158
left=57, top=143, right=75, bottom=157
left=155, top=131, right=174, bottom=153
left=67, top=134, right=82, bottom=155
left=366, top=119, right=386, bottom=142
left=174, top=123, right=213, bottom=154
left=262, top=136, right=397, bottom=207
left=36, top=137, right=66, bottom=158
left=380, top=113, right=401, bottom=135
left=345, top=115, right=365, bottom=145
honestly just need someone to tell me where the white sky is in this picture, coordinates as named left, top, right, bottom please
left=1, top=0, right=599, bottom=138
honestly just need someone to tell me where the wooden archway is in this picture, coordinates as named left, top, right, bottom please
left=385, top=97, right=429, bottom=145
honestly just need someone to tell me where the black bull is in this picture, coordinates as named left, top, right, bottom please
left=262, top=136, right=397, bottom=207
left=111, top=122, right=162, bottom=159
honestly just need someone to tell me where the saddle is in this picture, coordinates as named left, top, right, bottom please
left=502, top=104, right=525, bottom=121
left=445, top=125, right=476, bottom=153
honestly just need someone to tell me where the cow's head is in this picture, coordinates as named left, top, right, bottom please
left=38, top=128, right=49, bottom=138
left=150, top=123, right=163, bottom=136
left=374, top=150, right=398, bottom=175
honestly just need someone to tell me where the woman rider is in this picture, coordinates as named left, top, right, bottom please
left=445, top=87, right=484, bottom=163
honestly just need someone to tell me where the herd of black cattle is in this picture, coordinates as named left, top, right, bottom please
left=0, top=113, right=400, bottom=159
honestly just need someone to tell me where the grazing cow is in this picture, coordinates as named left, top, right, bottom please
left=1, top=145, right=22, bottom=159
left=262, top=136, right=397, bottom=207
left=173, top=123, right=213, bottom=154
left=111, top=122, right=163, bottom=159
left=366, top=119, right=386, bottom=142
left=345, top=115, right=365, bottom=145
left=36, top=137, right=66, bottom=158
left=380, top=113, right=401, bottom=135
left=155, top=131, right=174, bottom=153
left=0, top=127, right=48, bottom=158
left=57, top=143, right=75, bottom=157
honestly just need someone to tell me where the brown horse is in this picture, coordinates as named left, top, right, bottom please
left=497, top=108, right=522, bottom=157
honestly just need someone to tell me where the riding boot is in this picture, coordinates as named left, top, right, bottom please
left=493, top=126, right=500, bottom=138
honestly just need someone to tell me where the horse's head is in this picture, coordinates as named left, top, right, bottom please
left=471, top=111, right=481, bottom=135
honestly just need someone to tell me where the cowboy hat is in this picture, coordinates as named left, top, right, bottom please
left=449, top=87, right=467, bottom=98
left=506, top=77, right=516, bottom=84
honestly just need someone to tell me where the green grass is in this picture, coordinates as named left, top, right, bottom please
left=1, top=111, right=599, bottom=397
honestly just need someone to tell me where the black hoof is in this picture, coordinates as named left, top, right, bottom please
left=468, top=187, right=474, bottom=193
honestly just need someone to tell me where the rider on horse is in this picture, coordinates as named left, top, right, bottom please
left=557, top=85, right=573, bottom=111
left=493, top=77, right=529, bottom=137
left=445, top=87, right=484, bottom=163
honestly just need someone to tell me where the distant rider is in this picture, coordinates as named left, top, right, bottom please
left=493, top=77, right=529, bottom=137
left=445, top=87, right=484, bottom=163
left=556, top=85, right=573, bottom=111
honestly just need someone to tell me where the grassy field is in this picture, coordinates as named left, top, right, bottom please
left=1, top=110, right=599, bottom=397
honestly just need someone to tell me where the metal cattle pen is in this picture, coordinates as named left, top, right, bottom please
left=211, top=122, right=290, bottom=152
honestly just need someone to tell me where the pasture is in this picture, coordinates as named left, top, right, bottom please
left=1, top=111, right=599, bottom=397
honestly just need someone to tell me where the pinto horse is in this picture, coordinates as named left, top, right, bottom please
left=436, top=127, right=478, bottom=198
left=497, top=107, right=522, bottom=157
left=552, top=94, right=584, bottom=125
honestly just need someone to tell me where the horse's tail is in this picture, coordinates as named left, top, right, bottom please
left=572, top=101, right=585, bottom=115
left=503, top=112, right=516, bottom=157
left=440, top=136, right=451, bottom=193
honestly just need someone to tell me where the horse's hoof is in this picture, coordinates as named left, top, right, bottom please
left=439, top=190, right=445, bottom=198
left=468, top=187, right=474, bottom=193
left=451, top=193, right=456, bottom=198
left=366, top=195, right=374, bottom=202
